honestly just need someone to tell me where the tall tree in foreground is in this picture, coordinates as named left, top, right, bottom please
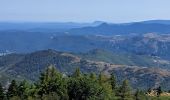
left=72, top=67, right=81, bottom=78
left=110, top=73, right=116, bottom=91
left=134, top=89, right=148, bottom=100
left=134, top=89, right=141, bottom=100
left=119, top=79, right=132, bottom=100
left=0, top=83, right=4, bottom=100
left=37, top=65, right=68, bottom=99
left=98, top=73, right=108, bottom=85
left=90, top=73, right=96, bottom=80
left=157, top=86, right=162, bottom=97
left=98, top=73, right=115, bottom=99
left=7, top=80, right=18, bottom=99
left=18, top=80, right=30, bottom=99
left=68, top=70, right=114, bottom=100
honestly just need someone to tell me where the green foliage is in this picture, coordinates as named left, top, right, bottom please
left=149, top=96, right=170, bottom=100
left=7, top=80, right=18, bottom=99
left=110, top=73, right=116, bottom=91
left=1, top=65, right=168, bottom=100
left=0, top=83, right=4, bottom=100
left=9, top=96, right=21, bottom=100
left=42, top=92, right=61, bottom=100
left=118, top=80, right=132, bottom=100
left=68, top=73, right=112, bottom=100
left=134, top=89, right=148, bottom=100
left=37, top=65, right=68, bottom=99
left=17, top=80, right=30, bottom=99
left=72, top=67, right=81, bottom=78
left=90, top=73, right=97, bottom=80
left=98, top=73, right=108, bottom=85
left=97, top=73, right=115, bottom=99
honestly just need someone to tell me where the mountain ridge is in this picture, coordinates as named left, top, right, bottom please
left=68, top=22, right=170, bottom=35
left=0, top=49, right=170, bottom=90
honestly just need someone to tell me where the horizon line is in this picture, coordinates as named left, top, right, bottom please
left=0, top=19, right=170, bottom=24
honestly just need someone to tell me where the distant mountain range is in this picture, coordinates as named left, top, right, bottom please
left=1, top=20, right=170, bottom=33
left=140, top=20, right=170, bottom=25
left=1, top=20, right=170, bottom=90
left=0, top=21, right=103, bottom=32
left=0, top=49, right=170, bottom=90
left=69, top=22, right=170, bottom=35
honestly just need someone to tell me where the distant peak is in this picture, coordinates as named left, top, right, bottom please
left=99, top=22, right=109, bottom=26
left=93, top=21, right=104, bottom=24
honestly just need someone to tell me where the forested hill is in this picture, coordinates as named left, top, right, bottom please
left=0, top=49, right=170, bottom=90
left=1, top=32, right=170, bottom=60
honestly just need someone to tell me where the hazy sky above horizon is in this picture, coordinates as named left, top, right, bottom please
left=0, top=0, right=170, bottom=23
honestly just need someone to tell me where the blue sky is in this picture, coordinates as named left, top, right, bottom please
left=0, top=0, right=170, bottom=23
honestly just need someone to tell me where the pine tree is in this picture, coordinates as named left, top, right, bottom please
left=0, top=83, right=4, bottom=100
left=98, top=73, right=108, bottom=85
left=90, top=73, right=97, bottom=80
left=72, top=67, right=81, bottom=78
left=119, top=79, right=132, bottom=100
left=18, top=80, right=29, bottom=99
left=134, top=89, right=147, bottom=100
left=135, top=89, right=140, bottom=100
left=147, top=88, right=152, bottom=94
left=98, top=73, right=115, bottom=99
left=157, top=86, right=162, bottom=97
left=68, top=73, right=109, bottom=100
left=110, top=73, right=116, bottom=90
left=7, top=80, right=18, bottom=99
left=37, top=65, right=68, bottom=99
left=27, top=84, right=38, bottom=99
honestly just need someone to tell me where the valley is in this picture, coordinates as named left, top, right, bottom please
left=1, top=21, right=170, bottom=91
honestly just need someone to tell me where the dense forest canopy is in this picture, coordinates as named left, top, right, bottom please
left=0, top=65, right=169, bottom=100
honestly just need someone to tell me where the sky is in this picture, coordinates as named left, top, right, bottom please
left=0, top=0, right=170, bottom=23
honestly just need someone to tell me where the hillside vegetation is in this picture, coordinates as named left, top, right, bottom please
left=0, top=65, right=168, bottom=100
left=0, top=49, right=170, bottom=90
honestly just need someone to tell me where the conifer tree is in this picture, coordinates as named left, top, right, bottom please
left=68, top=73, right=108, bottom=100
left=119, top=79, right=132, bottom=100
left=18, top=80, right=29, bottom=99
left=37, top=65, right=68, bottom=99
left=98, top=73, right=114, bottom=99
left=0, top=83, right=4, bottom=100
left=90, top=73, right=97, bottom=80
left=98, top=73, right=107, bottom=85
left=134, top=89, right=141, bottom=100
left=110, top=73, right=116, bottom=90
left=7, top=80, right=18, bottom=99
left=134, top=89, right=147, bottom=100
left=147, top=88, right=152, bottom=94
left=157, top=86, right=162, bottom=97
left=72, top=67, right=81, bottom=78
